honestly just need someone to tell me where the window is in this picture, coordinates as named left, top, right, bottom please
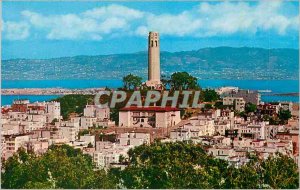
left=155, top=40, right=158, bottom=47
left=151, top=40, right=153, bottom=47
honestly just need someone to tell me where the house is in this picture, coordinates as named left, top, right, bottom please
left=118, top=132, right=150, bottom=146
left=214, top=121, right=231, bottom=135
left=93, top=145, right=131, bottom=169
left=4, top=134, right=31, bottom=159
left=119, top=106, right=181, bottom=128
left=80, top=134, right=96, bottom=147
left=11, top=100, right=29, bottom=112
left=60, top=126, right=79, bottom=142
left=45, top=101, right=61, bottom=123
left=239, top=122, right=266, bottom=139
left=84, top=105, right=110, bottom=121
left=170, top=128, right=192, bottom=141
left=257, top=103, right=280, bottom=115
left=223, top=97, right=245, bottom=112
left=208, top=147, right=236, bottom=160
left=231, top=89, right=261, bottom=105
left=80, top=116, right=97, bottom=129
left=187, top=115, right=215, bottom=136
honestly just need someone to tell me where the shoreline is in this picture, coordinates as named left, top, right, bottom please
left=262, top=92, right=299, bottom=97
left=1, top=88, right=105, bottom=95
left=2, top=88, right=299, bottom=97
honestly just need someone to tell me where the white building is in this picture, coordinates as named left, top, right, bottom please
left=84, top=105, right=110, bottom=121
left=27, top=114, right=47, bottom=123
left=45, top=101, right=61, bottom=123
left=118, top=132, right=150, bottom=146
left=239, top=122, right=267, bottom=139
left=223, top=97, right=245, bottom=112
left=80, top=134, right=96, bottom=147
left=119, top=106, right=181, bottom=128
left=60, top=126, right=79, bottom=142
left=186, top=115, right=215, bottom=136
left=93, top=145, right=131, bottom=169
left=4, top=134, right=30, bottom=154
left=214, top=121, right=231, bottom=136
left=208, top=147, right=236, bottom=160
left=7, top=112, right=28, bottom=120
left=80, top=117, right=97, bottom=129
left=170, top=128, right=195, bottom=141
left=2, top=122, right=21, bottom=135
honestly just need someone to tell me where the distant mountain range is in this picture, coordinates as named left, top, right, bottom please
left=2, top=47, right=299, bottom=80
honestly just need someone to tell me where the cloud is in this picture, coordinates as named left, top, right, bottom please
left=3, top=1, right=299, bottom=41
left=19, top=4, right=143, bottom=40
left=197, top=1, right=298, bottom=36
left=21, top=8, right=131, bottom=40
left=2, top=21, right=30, bottom=40
left=82, top=4, right=144, bottom=20
left=136, top=11, right=202, bottom=36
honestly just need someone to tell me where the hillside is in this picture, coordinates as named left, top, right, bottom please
left=2, top=47, right=298, bottom=80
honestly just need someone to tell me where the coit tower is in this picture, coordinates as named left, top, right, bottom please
left=146, top=31, right=161, bottom=87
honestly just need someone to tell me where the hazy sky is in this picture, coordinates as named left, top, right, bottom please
left=2, top=1, right=299, bottom=59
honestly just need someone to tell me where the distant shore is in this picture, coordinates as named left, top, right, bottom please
left=2, top=88, right=299, bottom=97
left=268, top=93, right=299, bottom=97
left=1, top=88, right=105, bottom=95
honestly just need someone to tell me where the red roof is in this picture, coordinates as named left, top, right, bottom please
left=120, top=106, right=180, bottom=112
left=28, top=105, right=45, bottom=110
left=1, top=108, right=11, bottom=114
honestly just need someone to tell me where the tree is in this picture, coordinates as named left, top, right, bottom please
left=50, top=118, right=59, bottom=125
left=1, top=145, right=116, bottom=189
left=87, top=143, right=94, bottom=148
left=52, top=95, right=94, bottom=120
left=223, top=164, right=260, bottom=189
left=261, top=153, right=299, bottom=189
left=278, top=109, right=292, bottom=124
left=238, top=111, right=247, bottom=120
left=169, top=72, right=200, bottom=90
left=78, top=129, right=90, bottom=137
left=117, top=142, right=299, bottom=189
left=200, top=89, right=220, bottom=102
left=204, top=103, right=213, bottom=110
left=118, top=141, right=228, bottom=189
left=214, top=101, right=224, bottom=109
left=262, top=114, right=270, bottom=121
left=122, top=74, right=142, bottom=90
left=110, top=108, right=119, bottom=125
left=245, top=102, right=257, bottom=113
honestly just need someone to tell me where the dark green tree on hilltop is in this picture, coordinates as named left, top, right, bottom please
left=245, top=102, right=257, bottom=113
left=53, top=94, right=94, bottom=120
left=200, top=89, right=220, bottom=102
left=122, top=74, right=142, bottom=90
left=278, top=109, right=292, bottom=124
left=169, top=72, right=200, bottom=90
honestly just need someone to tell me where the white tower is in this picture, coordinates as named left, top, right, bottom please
left=146, top=31, right=162, bottom=88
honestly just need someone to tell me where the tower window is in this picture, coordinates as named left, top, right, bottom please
left=151, top=40, right=153, bottom=47
left=155, top=40, right=158, bottom=47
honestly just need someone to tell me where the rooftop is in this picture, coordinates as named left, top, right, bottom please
left=120, top=106, right=180, bottom=112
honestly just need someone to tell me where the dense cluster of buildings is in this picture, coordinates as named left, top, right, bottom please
left=167, top=108, right=298, bottom=166
left=1, top=95, right=299, bottom=169
left=1, top=32, right=299, bottom=170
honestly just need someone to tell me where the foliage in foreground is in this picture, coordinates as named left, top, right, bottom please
left=2, top=142, right=299, bottom=189
left=1, top=145, right=116, bottom=189
left=116, top=142, right=299, bottom=189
